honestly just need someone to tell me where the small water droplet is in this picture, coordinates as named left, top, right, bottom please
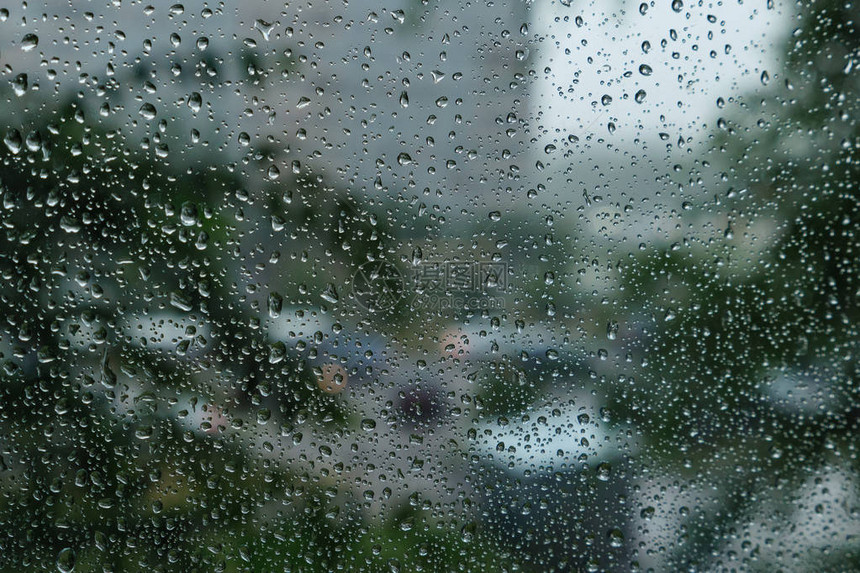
left=634, top=89, right=647, bottom=103
left=671, top=0, right=683, bottom=12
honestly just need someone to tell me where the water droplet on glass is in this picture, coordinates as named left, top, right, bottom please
left=634, top=89, right=647, bottom=103
left=255, top=19, right=275, bottom=41
left=608, top=528, right=625, bottom=548
left=269, top=342, right=286, bottom=364
left=4, top=129, right=23, bottom=154
left=21, top=34, right=38, bottom=51
left=596, top=461, right=612, bottom=481
left=135, top=426, right=154, bottom=440
left=671, top=0, right=683, bottom=12
left=321, top=284, right=339, bottom=303
left=11, top=73, right=27, bottom=97
left=56, top=548, right=75, bottom=573
left=187, top=92, right=202, bottom=112
left=639, top=64, right=652, bottom=76
left=139, top=103, right=157, bottom=120
left=607, top=321, right=619, bottom=340
left=601, top=94, right=612, bottom=106
left=180, top=202, right=199, bottom=226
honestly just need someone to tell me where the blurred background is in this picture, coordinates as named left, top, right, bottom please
left=0, top=0, right=858, bottom=571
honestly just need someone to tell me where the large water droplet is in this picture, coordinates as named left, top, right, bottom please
left=596, top=461, right=612, bottom=481
left=607, top=321, right=619, bottom=340
left=21, top=34, right=38, bottom=51
left=267, top=292, right=283, bottom=318
left=255, top=19, right=275, bottom=41
left=56, top=548, right=75, bottom=573
left=4, top=129, right=23, bottom=154
left=187, top=92, right=202, bottom=112
left=11, top=73, right=27, bottom=96
left=139, top=103, right=157, bottom=120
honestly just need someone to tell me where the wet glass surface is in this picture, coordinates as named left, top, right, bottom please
left=0, top=1, right=858, bottom=571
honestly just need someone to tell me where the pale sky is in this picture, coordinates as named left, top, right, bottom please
left=531, top=0, right=791, bottom=148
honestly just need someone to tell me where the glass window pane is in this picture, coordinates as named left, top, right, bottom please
left=1, top=0, right=857, bottom=571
